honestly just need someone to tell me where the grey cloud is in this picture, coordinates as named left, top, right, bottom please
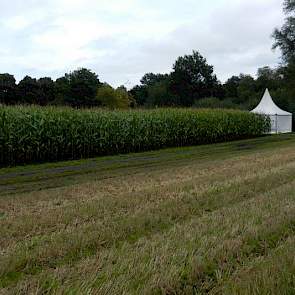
left=0, top=0, right=285, bottom=86
left=117, top=0, right=284, bottom=84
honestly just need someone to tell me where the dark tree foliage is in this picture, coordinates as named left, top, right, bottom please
left=256, top=67, right=282, bottom=92
left=170, top=51, right=220, bottom=106
left=54, top=77, right=70, bottom=105
left=0, top=68, right=102, bottom=107
left=236, top=74, right=258, bottom=105
left=269, top=0, right=295, bottom=130
left=276, top=60, right=295, bottom=108
left=223, top=76, right=241, bottom=99
left=146, top=79, right=178, bottom=107
left=285, top=0, right=295, bottom=11
left=140, top=73, right=169, bottom=87
left=193, top=97, right=241, bottom=110
left=132, top=51, right=222, bottom=108
left=273, top=0, right=295, bottom=63
left=17, top=76, right=42, bottom=104
left=129, top=85, right=148, bottom=106
left=0, top=74, right=16, bottom=104
left=62, top=68, right=102, bottom=107
left=130, top=73, right=170, bottom=106
left=38, top=77, right=56, bottom=105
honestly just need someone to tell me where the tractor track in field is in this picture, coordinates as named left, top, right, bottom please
left=0, top=134, right=294, bottom=196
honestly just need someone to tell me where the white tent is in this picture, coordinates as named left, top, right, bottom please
left=251, top=89, right=292, bottom=134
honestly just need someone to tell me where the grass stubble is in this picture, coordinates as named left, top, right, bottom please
left=0, top=135, right=295, bottom=294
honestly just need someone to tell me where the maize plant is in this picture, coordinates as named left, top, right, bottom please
left=0, top=106, right=270, bottom=167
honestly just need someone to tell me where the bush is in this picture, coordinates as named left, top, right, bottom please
left=96, top=84, right=132, bottom=109
left=0, top=106, right=270, bottom=167
left=193, top=97, right=242, bottom=109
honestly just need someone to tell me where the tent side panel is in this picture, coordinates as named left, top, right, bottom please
left=277, top=115, right=292, bottom=133
left=269, top=115, right=277, bottom=134
left=268, top=115, right=292, bottom=134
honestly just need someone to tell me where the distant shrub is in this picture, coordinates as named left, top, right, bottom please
left=193, top=97, right=242, bottom=109
left=0, top=106, right=270, bottom=167
left=96, top=84, right=133, bottom=109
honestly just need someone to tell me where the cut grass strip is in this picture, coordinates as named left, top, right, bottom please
left=6, top=180, right=295, bottom=295
left=3, top=145, right=295, bottom=218
left=1, top=135, right=295, bottom=294
left=2, top=150, right=294, bottom=249
left=1, top=163, right=295, bottom=289
left=1, top=134, right=294, bottom=196
left=216, top=236, right=295, bottom=295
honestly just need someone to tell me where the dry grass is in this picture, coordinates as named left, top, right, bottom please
left=0, top=134, right=295, bottom=294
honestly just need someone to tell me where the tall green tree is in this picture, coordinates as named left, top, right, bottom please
left=223, top=76, right=241, bottom=99
left=61, top=68, right=101, bottom=107
left=256, top=66, right=282, bottom=92
left=273, top=0, right=295, bottom=63
left=272, top=0, right=295, bottom=128
left=38, top=77, right=56, bottom=105
left=130, top=73, right=169, bottom=106
left=17, top=76, right=42, bottom=104
left=170, top=51, right=219, bottom=106
left=274, top=60, right=295, bottom=110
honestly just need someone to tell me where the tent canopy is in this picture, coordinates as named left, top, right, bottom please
left=251, top=89, right=291, bottom=116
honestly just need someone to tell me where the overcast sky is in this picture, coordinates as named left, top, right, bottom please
left=0, top=0, right=284, bottom=87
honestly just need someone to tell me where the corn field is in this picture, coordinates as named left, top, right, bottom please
left=0, top=106, right=270, bottom=167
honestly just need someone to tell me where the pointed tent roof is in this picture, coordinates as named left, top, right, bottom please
left=251, top=89, right=291, bottom=116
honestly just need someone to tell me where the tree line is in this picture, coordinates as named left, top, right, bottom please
left=0, top=69, right=134, bottom=108
left=0, top=0, right=294, bottom=111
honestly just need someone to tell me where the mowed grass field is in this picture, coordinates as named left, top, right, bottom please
left=1, top=134, right=295, bottom=294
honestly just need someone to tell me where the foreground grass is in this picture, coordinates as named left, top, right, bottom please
left=0, top=134, right=295, bottom=294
